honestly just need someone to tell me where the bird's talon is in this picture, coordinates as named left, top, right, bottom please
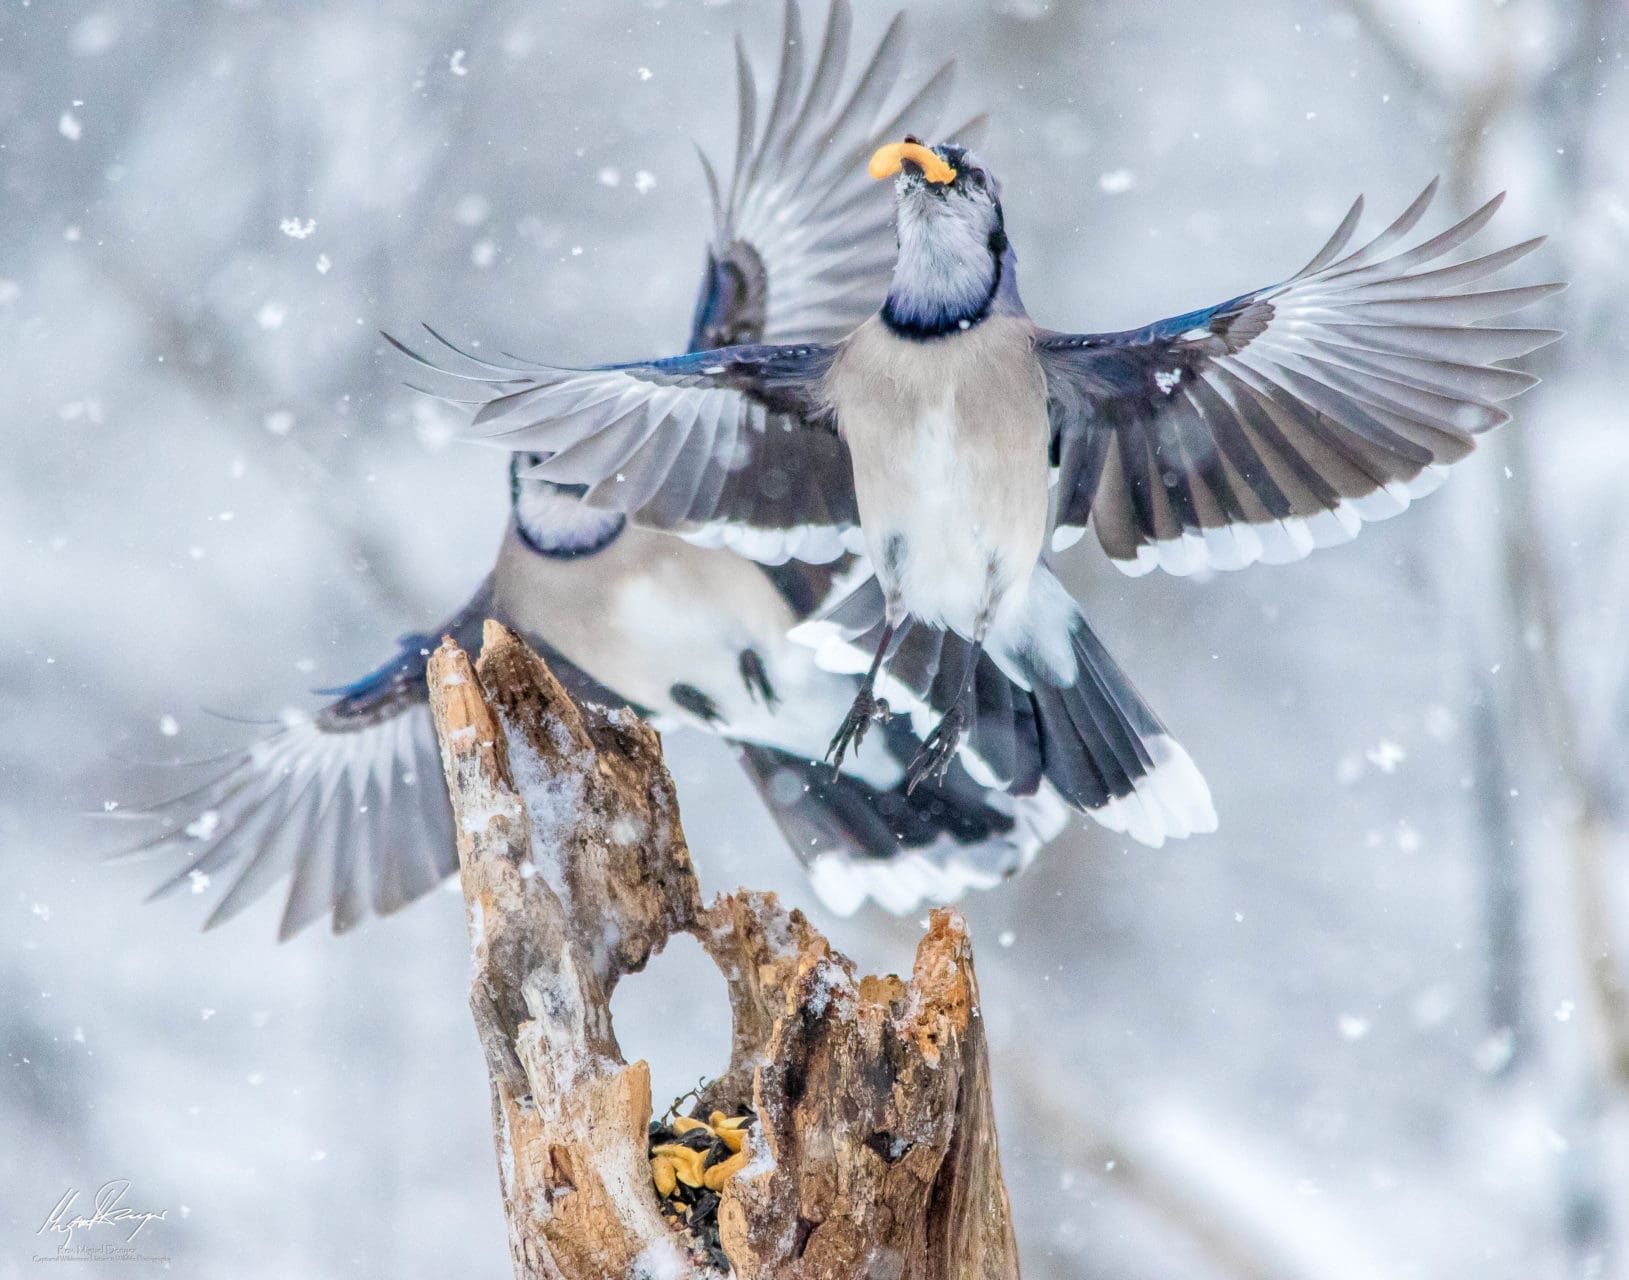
left=826, top=688, right=885, bottom=775
left=906, top=705, right=967, bottom=794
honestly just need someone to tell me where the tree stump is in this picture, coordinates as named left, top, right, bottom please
left=426, top=622, right=1019, bottom=1279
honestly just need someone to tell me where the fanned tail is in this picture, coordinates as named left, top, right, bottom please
left=794, top=564, right=1216, bottom=847
left=1007, top=569, right=1216, bottom=847
left=736, top=715, right=1064, bottom=916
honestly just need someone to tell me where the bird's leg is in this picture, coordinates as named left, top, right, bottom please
left=909, top=574, right=1001, bottom=795
left=825, top=622, right=896, bottom=776
left=738, top=647, right=778, bottom=709
left=906, top=635, right=984, bottom=793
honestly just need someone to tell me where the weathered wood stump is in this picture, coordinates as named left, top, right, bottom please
left=426, top=621, right=1018, bottom=1279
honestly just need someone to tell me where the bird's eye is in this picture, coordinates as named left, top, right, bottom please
left=966, top=170, right=987, bottom=190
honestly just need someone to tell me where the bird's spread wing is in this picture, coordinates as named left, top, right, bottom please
left=1039, top=181, right=1563, bottom=576
left=395, top=1, right=985, bottom=566
left=114, top=579, right=647, bottom=940
left=121, top=703, right=457, bottom=940
left=396, top=332, right=861, bottom=565
left=689, top=0, right=987, bottom=350
left=110, top=584, right=498, bottom=940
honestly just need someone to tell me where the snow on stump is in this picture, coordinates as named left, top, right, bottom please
left=426, top=622, right=1019, bottom=1280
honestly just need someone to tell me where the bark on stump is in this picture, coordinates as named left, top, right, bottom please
left=426, top=621, right=1019, bottom=1279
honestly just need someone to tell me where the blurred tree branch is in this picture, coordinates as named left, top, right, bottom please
left=1331, top=0, right=1449, bottom=105
left=1344, top=0, right=1629, bottom=1088
left=1000, top=1051, right=1409, bottom=1280
left=1343, top=0, right=1629, bottom=1273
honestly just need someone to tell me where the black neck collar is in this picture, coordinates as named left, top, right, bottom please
left=880, top=223, right=1008, bottom=342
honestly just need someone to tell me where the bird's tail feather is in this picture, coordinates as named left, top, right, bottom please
left=1009, top=569, right=1216, bottom=847
left=736, top=719, right=1065, bottom=917
left=790, top=563, right=1215, bottom=846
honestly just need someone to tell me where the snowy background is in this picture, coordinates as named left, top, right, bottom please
left=4, top=0, right=1628, bottom=1276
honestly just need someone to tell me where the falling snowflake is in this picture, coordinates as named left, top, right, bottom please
left=454, top=193, right=490, bottom=226
left=1474, top=1027, right=1515, bottom=1074
left=1364, top=740, right=1406, bottom=773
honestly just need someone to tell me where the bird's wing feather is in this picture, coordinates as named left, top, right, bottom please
left=394, top=1, right=989, bottom=566
left=1039, top=180, right=1563, bottom=576
left=689, top=0, right=987, bottom=350
left=116, top=583, right=637, bottom=940
left=120, top=702, right=456, bottom=940
left=402, top=331, right=861, bottom=566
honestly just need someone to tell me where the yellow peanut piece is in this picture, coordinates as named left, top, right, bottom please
left=717, top=1125, right=745, bottom=1153
left=867, top=140, right=957, bottom=185
left=703, top=1150, right=751, bottom=1191
left=671, top=1116, right=711, bottom=1136
left=651, top=1143, right=707, bottom=1188
left=650, top=1154, right=678, bottom=1197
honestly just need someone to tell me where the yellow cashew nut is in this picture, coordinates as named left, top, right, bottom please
left=704, top=1149, right=752, bottom=1191
left=868, top=140, right=957, bottom=185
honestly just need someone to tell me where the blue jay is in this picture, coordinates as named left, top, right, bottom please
left=121, top=1, right=1068, bottom=939
left=429, top=147, right=1560, bottom=840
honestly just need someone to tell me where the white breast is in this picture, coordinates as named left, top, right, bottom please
left=827, top=314, right=1051, bottom=636
left=490, top=526, right=903, bottom=789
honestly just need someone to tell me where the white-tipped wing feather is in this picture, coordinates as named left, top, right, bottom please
left=1041, top=181, right=1562, bottom=576
left=392, top=332, right=861, bottom=566
left=114, top=707, right=454, bottom=940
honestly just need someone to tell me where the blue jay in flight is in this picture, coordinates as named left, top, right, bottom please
left=418, top=67, right=1560, bottom=841
left=122, top=1, right=1068, bottom=939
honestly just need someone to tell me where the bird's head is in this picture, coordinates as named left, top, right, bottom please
left=509, top=454, right=626, bottom=558
left=870, top=138, right=1016, bottom=339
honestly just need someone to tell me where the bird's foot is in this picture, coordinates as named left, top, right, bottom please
left=826, top=688, right=890, bottom=776
left=906, top=704, right=967, bottom=794
left=738, top=647, right=779, bottom=709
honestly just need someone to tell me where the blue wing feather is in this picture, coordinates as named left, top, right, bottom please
left=1038, top=184, right=1560, bottom=577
